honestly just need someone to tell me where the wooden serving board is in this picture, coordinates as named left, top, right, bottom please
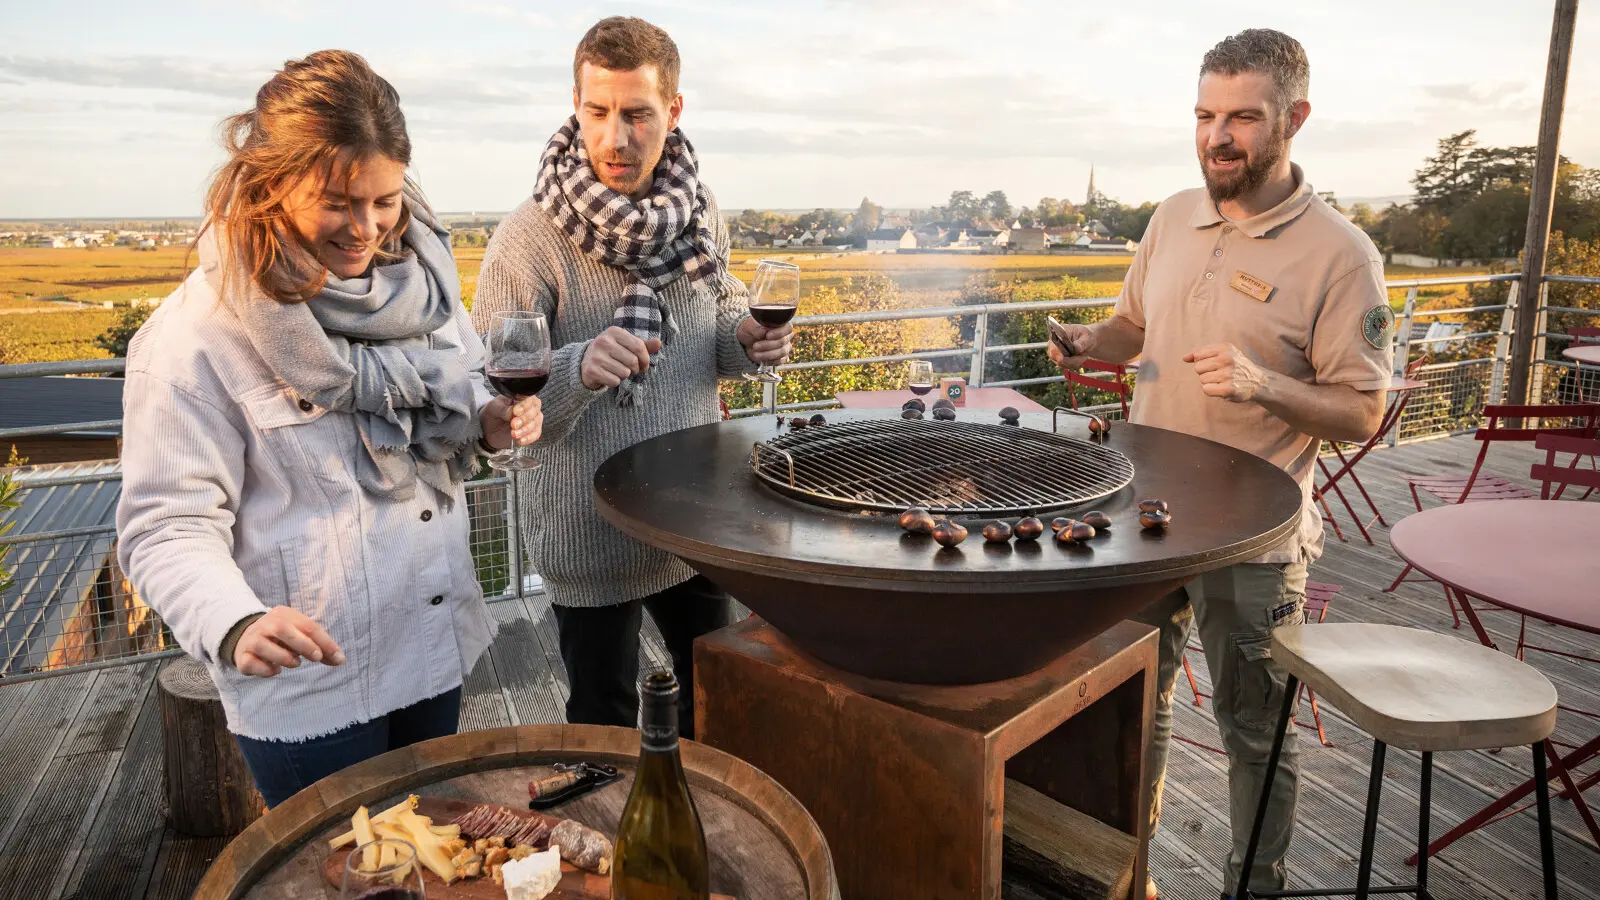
left=323, top=797, right=733, bottom=900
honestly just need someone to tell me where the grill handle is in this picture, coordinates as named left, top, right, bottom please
left=750, top=442, right=798, bottom=487
left=1052, top=406, right=1108, bottom=435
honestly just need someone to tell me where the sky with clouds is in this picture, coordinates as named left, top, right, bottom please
left=1, top=0, right=1596, bottom=218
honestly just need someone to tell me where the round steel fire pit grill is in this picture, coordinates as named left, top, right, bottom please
left=594, top=408, right=1302, bottom=684
left=750, top=418, right=1134, bottom=515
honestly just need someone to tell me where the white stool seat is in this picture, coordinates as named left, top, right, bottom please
left=1272, top=623, right=1557, bottom=752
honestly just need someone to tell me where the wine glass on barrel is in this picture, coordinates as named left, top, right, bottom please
left=486, top=310, right=552, bottom=472
left=341, top=838, right=424, bottom=899
left=907, top=360, right=935, bottom=396
left=742, top=258, right=800, bottom=384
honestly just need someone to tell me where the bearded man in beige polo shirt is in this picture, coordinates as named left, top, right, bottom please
left=1050, top=29, right=1394, bottom=900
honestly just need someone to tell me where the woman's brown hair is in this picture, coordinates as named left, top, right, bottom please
left=199, top=49, right=417, bottom=304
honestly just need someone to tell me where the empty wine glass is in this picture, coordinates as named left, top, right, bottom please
left=485, top=311, right=551, bottom=472
left=907, top=360, right=935, bottom=396
left=341, top=838, right=424, bottom=899
left=742, top=259, right=800, bottom=384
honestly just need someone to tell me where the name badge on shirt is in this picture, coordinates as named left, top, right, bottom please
left=1229, top=270, right=1275, bottom=302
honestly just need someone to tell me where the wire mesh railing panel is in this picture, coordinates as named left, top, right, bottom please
left=1, top=529, right=170, bottom=679
left=1395, top=358, right=1495, bottom=443
left=1536, top=360, right=1600, bottom=407
left=466, top=477, right=513, bottom=601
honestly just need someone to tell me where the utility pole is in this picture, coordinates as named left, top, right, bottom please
left=1507, top=0, right=1579, bottom=406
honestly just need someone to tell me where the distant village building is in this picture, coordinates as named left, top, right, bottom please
left=997, top=227, right=1047, bottom=252
left=963, top=229, right=1001, bottom=248
left=865, top=228, right=917, bottom=252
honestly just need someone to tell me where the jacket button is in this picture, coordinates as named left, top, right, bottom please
left=420, top=510, right=433, bottom=522
left=298, top=398, right=314, bottom=412
left=429, top=595, right=444, bottom=606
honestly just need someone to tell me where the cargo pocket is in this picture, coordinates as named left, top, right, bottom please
left=1232, top=629, right=1295, bottom=733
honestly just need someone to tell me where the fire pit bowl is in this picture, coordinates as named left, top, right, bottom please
left=594, top=409, right=1301, bottom=684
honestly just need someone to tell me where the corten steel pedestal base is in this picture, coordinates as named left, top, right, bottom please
left=695, top=617, right=1158, bottom=900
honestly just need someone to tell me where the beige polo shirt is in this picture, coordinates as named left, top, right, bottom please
left=1116, top=165, right=1393, bottom=564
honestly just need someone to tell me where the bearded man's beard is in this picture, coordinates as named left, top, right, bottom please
left=1200, top=120, right=1285, bottom=203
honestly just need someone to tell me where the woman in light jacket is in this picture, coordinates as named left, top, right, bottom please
left=116, top=50, right=541, bottom=807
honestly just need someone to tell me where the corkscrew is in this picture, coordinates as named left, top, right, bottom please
left=527, top=761, right=623, bottom=810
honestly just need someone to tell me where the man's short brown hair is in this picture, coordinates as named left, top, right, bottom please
left=1200, top=28, right=1309, bottom=114
left=574, top=16, right=681, bottom=101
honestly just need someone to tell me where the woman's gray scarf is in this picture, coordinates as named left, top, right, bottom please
left=200, top=206, right=479, bottom=503
left=532, top=115, right=723, bottom=406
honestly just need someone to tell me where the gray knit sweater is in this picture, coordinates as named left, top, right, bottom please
left=471, top=187, right=754, bottom=607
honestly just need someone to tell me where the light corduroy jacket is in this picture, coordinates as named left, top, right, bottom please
left=116, top=268, right=496, bottom=741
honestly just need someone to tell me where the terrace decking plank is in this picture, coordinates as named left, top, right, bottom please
left=0, top=750, right=118, bottom=900
left=142, top=833, right=226, bottom=900
left=488, top=598, right=567, bottom=726
left=57, top=687, right=165, bottom=900
left=0, top=670, right=95, bottom=849
left=459, top=634, right=512, bottom=732
left=57, top=660, right=156, bottom=757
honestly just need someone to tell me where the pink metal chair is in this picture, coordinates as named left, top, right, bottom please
left=1385, top=402, right=1600, bottom=625
left=1180, top=581, right=1342, bottom=749
left=1531, top=432, right=1600, bottom=501
left=1063, top=359, right=1132, bottom=419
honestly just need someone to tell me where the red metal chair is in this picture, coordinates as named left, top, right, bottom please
left=1063, top=359, right=1133, bottom=419
left=1180, top=581, right=1342, bottom=749
left=1385, top=402, right=1600, bottom=625
left=1531, top=432, right=1600, bottom=500
left=1315, top=355, right=1428, bottom=545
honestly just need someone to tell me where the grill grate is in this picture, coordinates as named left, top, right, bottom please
left=749, top=418, right=1135, bottom=515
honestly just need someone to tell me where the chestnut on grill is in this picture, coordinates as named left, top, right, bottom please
left=982, top=520, right=1013, bottom=543
left=931, top=398, right=955, bottom=412
left=1138, top=498, right=1168, bottom=514
left=1053, top=525, right=1079, bottom=545
left=1088, top=417, right=1111, bottom=437
left=1068, top=521, right=1097, bottom=543
left=809, top=414, right=828, bottom=426
left=1139, top=510, right=1172, bottom=530
left=1013, top=516, right=1045, bottom=541
left=1081, top=511, right=1113, bottom=530
left=932, top=407, right=957, bottom=421
left=932, top=520, right=969, bottom=547
left=899, top=506, right=936, bottom=534
left=901, top=409, right=924, bottom=420
left=1050, top=516, right=1075, bottom=534
left=901, top=398, right=927, bottom=413
left=998, top=406, right=1020, bottom=426
left=789, top=417, right=809, bottom=430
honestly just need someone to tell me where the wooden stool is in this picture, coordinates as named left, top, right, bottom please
left=158, top=656, right=265, bottom=836
left=1237, top=624, right=1560, bottom=900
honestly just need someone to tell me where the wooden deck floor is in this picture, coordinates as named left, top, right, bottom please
left=0, top=433, right=1593, bottom=900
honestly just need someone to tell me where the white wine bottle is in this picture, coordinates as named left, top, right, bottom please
left=611, top=672, right=710, bottom=900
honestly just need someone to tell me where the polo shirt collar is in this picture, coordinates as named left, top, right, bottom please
left=1188, top=163, right=1314, bottom=238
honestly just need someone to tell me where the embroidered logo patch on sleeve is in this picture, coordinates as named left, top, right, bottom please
left=1229, top=270, right=1275, bottom=302
left=1362, top=305, right=1396, bottom=349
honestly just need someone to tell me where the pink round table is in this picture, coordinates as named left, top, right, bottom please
left=1562, top=345, right=1600, bottom=365
left=1390, top=498, right=1600, bottom=859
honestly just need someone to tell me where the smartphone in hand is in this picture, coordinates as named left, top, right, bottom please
left=1046, top=316, right=1077, bottom=357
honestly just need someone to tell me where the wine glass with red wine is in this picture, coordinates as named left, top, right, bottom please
left=486, top=310, right=552, bottom=472
left=340, top=838, right=424, bottom=899
left=907, top=360, right=935, bottom=396
left=742, top=258, right=800, bottom=385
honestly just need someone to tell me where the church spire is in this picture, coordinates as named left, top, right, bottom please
left=1086, top=163, right=1097, bottom=206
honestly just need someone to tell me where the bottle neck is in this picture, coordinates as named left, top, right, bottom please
left=640, top=689, right=680, bottom=754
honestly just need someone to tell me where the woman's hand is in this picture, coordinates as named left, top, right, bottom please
left=480, top=396, right=544, bottom=450
left=235, top=607, right=345, bottom=678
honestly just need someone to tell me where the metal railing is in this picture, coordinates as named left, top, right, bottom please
left=2, top=271, right=1597, bottom=684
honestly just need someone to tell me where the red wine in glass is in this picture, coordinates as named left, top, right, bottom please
left=487, top=368, right=550, bottom=398
left=749, top=304, right=797, bottom=329
left=487, top=311, right=551, bottom=472
left=909, top=383, right=934, bottom=396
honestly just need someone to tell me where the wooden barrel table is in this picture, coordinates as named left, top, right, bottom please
left=195, top=724, right=838, bottom=900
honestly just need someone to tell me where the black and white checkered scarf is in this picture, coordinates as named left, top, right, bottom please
left=533, top=115, right=722, bottom=406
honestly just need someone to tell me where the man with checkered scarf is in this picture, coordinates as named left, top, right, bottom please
left=471, top=16, right=791, bottom=735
